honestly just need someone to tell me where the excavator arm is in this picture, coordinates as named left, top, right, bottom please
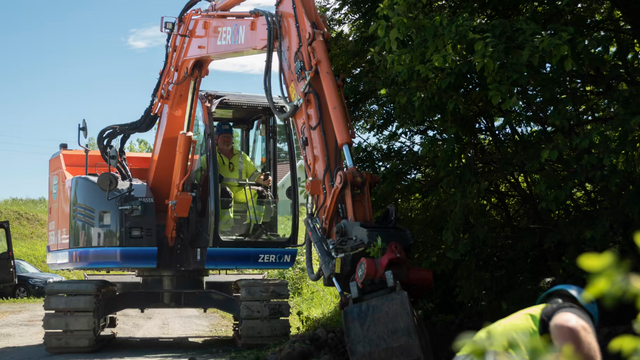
left=94, top=1, right=434, bottom=358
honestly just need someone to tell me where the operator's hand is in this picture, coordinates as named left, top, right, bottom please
left=256, top=174, right=272, bottom=187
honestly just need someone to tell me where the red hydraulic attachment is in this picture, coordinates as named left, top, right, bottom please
left=355, top=242, right=433, bottom=297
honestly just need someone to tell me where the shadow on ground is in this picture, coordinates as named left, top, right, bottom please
left=0, top=336, right=246, bottom=360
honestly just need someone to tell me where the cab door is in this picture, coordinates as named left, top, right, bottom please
left=0, top=221, right=16, bottom=292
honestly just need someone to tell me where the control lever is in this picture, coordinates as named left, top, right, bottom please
left=263, top=172, right=271, bottom=191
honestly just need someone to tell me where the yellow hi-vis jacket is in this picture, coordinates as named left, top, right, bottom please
left=455, top=304, right=549, bottom=359
left=216, top=148, right=261, bottom=189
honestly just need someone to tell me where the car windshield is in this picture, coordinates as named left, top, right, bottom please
left=16, top=261, right=41, bottom=274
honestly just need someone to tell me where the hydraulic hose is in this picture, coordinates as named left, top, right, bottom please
left=251, top=9, right=299, bottom=120
left=304, top=217, right=336, bottom=282
left=305, top=233, right=322, bottom=281
left=97, top=0, right=205, bottom=171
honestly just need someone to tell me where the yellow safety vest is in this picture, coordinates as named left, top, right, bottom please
left=216, top=149, right=261, bottom=188
left=455, top=304, right=550, bottom=359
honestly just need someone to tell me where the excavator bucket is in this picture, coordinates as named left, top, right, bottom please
left=342, top=290, right=431, bottom=360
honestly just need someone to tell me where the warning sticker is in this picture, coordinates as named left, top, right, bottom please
left=288, top=82, right=297, bottom=101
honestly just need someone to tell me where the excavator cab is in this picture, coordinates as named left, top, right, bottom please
left=190, top=91, right=304, bottom=247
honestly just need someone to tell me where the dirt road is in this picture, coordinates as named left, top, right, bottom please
left=0, top=302, right=245, bottom=360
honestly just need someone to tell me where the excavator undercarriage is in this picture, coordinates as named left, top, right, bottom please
left=42, top=276, right=292, bottom=353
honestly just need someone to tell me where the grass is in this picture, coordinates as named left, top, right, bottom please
left=0, top=198, right=342, bottom=334
left=0, top=197, right=121, bottom=302
left=274, top=209, right=342, bottom=333
left=268, top=246, right=342, bottom=334
left=0, top=297, right=42, bottom=304
left=0, top=197, right=88, bottom=280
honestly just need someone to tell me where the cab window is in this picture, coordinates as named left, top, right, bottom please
left=0, top=230, right=7, bottom=256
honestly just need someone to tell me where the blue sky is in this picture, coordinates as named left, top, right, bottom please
left=0, top=0, right=279, bottom=200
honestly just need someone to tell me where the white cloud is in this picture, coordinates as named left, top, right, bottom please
left=125, top=1, right=275, bottom=50
left=209, top=53, right=279, bottom=74
left=126, top=26, right=166, bottom=49
left=230, top=0, right=275, bottom=12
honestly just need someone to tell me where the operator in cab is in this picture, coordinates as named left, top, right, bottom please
left=214, top=122, right=271, bottom=236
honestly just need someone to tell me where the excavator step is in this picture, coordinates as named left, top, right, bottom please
left=240, top=301, right=290, bottom=319
left=44, top=295, right=97, bottom=312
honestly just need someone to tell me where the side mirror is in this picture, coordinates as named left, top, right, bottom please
left=78, top=119, right=90, bottom=175
left=79, top=119, right=88, bottom=140
left=108, top=146, right=119, bottom=167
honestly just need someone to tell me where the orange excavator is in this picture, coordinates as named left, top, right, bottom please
left=45, top=1, right=433, bottom=359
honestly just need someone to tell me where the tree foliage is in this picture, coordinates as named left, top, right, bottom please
left=323, top=0, right=640, bottom=318
left=86, top=137, right=152, bottom=153
left=577, top=232, right=640, bottom=359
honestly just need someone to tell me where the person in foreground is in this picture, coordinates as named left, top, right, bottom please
left=454, top=284, right=601, bottom=360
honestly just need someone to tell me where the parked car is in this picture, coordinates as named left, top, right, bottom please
left=14, top=259, right=64, bottom=298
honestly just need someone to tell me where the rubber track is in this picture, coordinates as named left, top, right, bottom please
left=42, top=280, right=116, bottom=354
left=233, top=279, right=291, bottom=348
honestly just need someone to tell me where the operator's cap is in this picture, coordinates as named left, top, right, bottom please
left=216, top=122, right=233, bottom=135
left=536, top=284, right=599, bottom=326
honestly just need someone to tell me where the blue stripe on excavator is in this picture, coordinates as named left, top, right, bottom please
left=205, top=248, right=297, bottom=269
left=47, top=247, right=157, bottom=270
left=46, top=247, right=297, bottom=270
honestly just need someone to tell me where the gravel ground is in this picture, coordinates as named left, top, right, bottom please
left=0, top=302, right=244, bottom=360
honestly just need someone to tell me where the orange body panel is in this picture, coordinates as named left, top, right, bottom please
left=48, top=150, right=151, bottom=251
left=164, top=132, right=194, bottom=242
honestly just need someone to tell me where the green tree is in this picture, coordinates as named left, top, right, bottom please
left=85, top=137, right=152, bottom=153
left=577, top=232, right=640, bottom=359
left=125, top=138, right=153, bottom=153
left=87, top=136, right=98, bottom=150
left=324, top=0, right=640, bottom=320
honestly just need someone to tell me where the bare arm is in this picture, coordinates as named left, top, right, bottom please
left=549, top=312, right=601, bottom=360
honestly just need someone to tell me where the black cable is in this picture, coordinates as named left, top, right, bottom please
left=252, top=9, right=298, bottom=120
left=315, top=164, right=329, bottom=218
left=299, top=124, right=312, bottom=175
left=178, top=0, right=204, bottom=21
left=305, top=232, right=322, bottom=281
left=275, top=13, right=289, bottom=101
